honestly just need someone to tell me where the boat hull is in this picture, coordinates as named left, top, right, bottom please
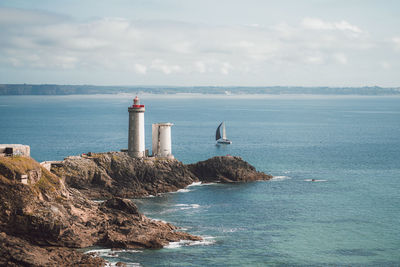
left=217, top=139, right=232, bottom=144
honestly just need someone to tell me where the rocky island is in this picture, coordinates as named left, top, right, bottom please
left=0, top=153, right=272, bottom=266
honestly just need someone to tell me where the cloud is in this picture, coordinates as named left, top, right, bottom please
left=306, top=56, right=324, bottom=65
left=301, top=17, right=362, bottom=34
left=392, top=36, right=400, bottom=51
left=333, top=53, right=348, bottom=64
left=220, top=62, right=233, bottom=75
left=380, top=61, right=391, bottom=69
left=150, top=59, right=182, bottom=74
left=0, top=7, right=69, bottom=26
left=0, top=8, right=389, bottom=85
left=134, top=63, right=147, bottom=74
left=194, top=61, right=206, bottom=73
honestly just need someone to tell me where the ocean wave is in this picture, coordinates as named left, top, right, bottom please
left=176, top=188, right=191, bottom=193
left=187, top=181, right=202, bottom=187
left=151, top=218, right=168, bottom=223
left=174, top=204, right=200, bottom=210
left=271, top=176, right=291, bottom=181
left=171, top=182, right=217, bottom=194
left=304, top=179, right=327, bottom=182
left=108, top=263, right=141, bottom=267
left=165, top=236, right=216, bottom=249
left=85, top=248, right=142, bottom=258
left=222, top=227, right=245, bottom=233
left=197, top=182, right=217, bottom=186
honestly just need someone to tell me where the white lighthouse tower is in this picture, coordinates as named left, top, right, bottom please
left=152, top=123, right=174, bottom=159
left=128, top=96, right=145, bottom=158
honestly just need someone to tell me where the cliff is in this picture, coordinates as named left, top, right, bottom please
left=0, top=153, right=271, bottom=266
left=0, top=156, right=200, bottom=266
left=52, top=152, right=272, bottom=198
left=52, top=152, right=198, bottom=199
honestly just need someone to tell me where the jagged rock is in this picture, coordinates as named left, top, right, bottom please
left=0, top=153, right=271, bottom=266
left=0, top=156, right=200, bottom=266
left=53, top=152, right=199, bottom=198
left=0, top=232, right=106, bottom=267
left=101, top=197, right=140, bottom=215
left=54, top=152, right=271, bottom=198
left=187, top=155, right=273, bottom=183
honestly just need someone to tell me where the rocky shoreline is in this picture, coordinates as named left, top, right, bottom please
left=0, top=153, right=272, bottom=266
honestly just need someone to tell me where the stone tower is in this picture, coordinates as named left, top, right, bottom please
left=128, top=96, right=145, bottom=158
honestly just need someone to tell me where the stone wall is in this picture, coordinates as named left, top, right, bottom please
left=0, top=144, right=30, bottom=157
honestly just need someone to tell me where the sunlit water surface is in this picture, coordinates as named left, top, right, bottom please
left=1, top=95, right=399, bottom=266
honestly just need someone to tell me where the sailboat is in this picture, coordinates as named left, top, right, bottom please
left=216, top=122, right=232, bottom=144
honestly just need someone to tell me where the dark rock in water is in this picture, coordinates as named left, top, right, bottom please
left=187, top=155, right=273, bottom=183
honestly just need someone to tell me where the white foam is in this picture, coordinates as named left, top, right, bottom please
left=187, top=181, right=202, bottom=187
left=197, top=182, right=217, bottom=186
left=304, top=179, right=327, bottom=182
left=172, top=182, right=216, bottom=194
left=151, top=218, right=168, bottom=224
left=174, top=204, right=200, bottom=210
left=176, top=188, right=190, bottom=193
left=85, top=248, right=142, bottom=258
left=271, top=176, right=291, bottom=181
left=106, top=262, right=141, bottom=267
left=164, top=236, right=216, bottom=249
left=222, top=227, right=244, bottom=233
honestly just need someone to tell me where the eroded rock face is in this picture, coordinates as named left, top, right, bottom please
left=0, top=153, right=272, bottom=266
left=0, top=232, right=106, bottom=267
left=54, top=152, right=272, bottom=198
left=53, top=152, right=198, bottom=199
left=187, top=155, right=273, bottom=183
left=101, top=197, right=140, bottom=215
left=0, top=157, right=200, bottom=266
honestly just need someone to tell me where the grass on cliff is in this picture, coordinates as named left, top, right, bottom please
left=35, top=168, right=62, bottom=193
left=0, top=156, right=38, bottom=176
left=0, top=156, right=62, bottom=195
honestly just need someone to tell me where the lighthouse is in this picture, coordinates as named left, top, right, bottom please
left=128, top=96, right=145, bottom=158
left=152, top=123, right=174, bottom=159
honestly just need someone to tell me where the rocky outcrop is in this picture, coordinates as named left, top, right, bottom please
left=0, top=153, right=271, bottom=266
left=187, top=155, right=273, bottom=183
left=0, top=156, right=200, bottom=266
left=0, top=232, right=106, bottom=267
left=53, top=152, right=272, bottom=199
left=52, top=152, right=198, bottom=199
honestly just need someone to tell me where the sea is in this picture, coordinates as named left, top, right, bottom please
left=0, top=94, right=399, bottom=266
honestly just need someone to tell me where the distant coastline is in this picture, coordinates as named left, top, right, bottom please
left=1, top=84, right=400, bottom=96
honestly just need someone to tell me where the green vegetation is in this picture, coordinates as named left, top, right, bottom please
left=0, top=156, right=38, bottom=176
left=0, top=156, right=62, bottom=196
left=35, top=167, right=61, bottom=193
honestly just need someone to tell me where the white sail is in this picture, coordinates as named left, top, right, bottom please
left=222, top=122, right=227, bottom=139
left=216, top=121, right=232, bottom=144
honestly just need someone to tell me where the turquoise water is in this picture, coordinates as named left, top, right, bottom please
left=1, top=95, right=399, bottom=266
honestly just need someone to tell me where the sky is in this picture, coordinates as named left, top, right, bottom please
left=0, top=0, right=399, bottom=87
